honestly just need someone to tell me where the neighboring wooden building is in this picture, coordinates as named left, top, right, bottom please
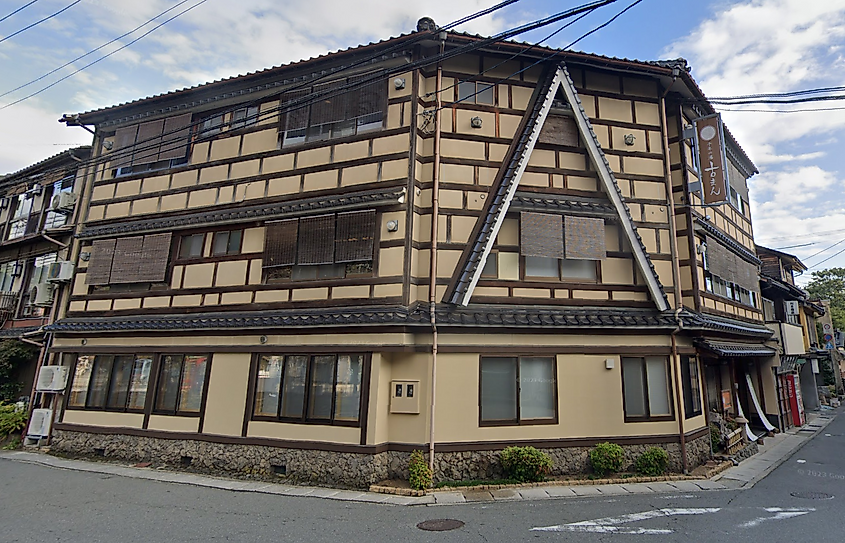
left=41, top=23, right=775, bottom=486
left=0, top=147, right=90, bottom=403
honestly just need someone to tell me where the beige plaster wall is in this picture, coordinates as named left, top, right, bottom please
left=202, top=353, right=251, bottom=436
left=147, top=415, right=199, bottom=433
left=247, top=421, right=359, bottom=444
left=432, top=353, right=692, bottom=444
left=61, top=411, right=143, bottom=428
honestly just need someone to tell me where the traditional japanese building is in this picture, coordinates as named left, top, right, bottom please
left=39, top=20, right=776, bottom=486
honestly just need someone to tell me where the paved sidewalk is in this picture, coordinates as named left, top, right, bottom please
left=713, top=410, right=836, bottom=489
left=0, top=411, right=834, bottom=506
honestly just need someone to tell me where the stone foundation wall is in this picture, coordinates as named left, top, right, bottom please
left=429, top=434, right=712, bottom=482
left=51, top=430, right=391, bottom=488
left=51, top=430, right=712, bottom=488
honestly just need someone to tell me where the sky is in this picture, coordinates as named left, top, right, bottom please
left=0, top=0, right=843, bottom=282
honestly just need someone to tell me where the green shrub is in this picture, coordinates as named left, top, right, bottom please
left=635, top=447, right=669, bottom=476
left=710, top=424, right=723, bottom=452
left=499, top=446, right=553, bottom=483
left=0, top=402, right=27, bottom=439
left=589, top=442, right=625, bottom=477
left=408, top=450, right=432, bottom=490
left=2, top=437, right=21, bottom=450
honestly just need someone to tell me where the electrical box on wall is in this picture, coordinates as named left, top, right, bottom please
left=390, top=380, right=420, bottom=414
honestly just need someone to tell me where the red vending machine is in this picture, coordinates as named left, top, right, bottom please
left=786, top=374, right=806, bottom=427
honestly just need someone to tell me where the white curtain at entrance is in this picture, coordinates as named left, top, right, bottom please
left=735, top=392, right=758, bottom=442
left=745, top=373, right=776, bottom=432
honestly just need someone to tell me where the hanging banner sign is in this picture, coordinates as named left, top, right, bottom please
left=694, top=113, right=730, bottom=206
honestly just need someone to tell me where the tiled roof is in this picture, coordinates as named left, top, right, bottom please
left=72, top=29, right=697, bottom=125
left=510, top=193, right=617, bottom=217
left=0, top=325, right=42, bottom=338
left=79, top=186, right=406, bottom=239
left=47, top=304, right=684, bottom=333
left=695, top=339, right=776, bottom=357
left=683, top=311, right=773, bottom=339
left=1, top=146, right=91, bottom=182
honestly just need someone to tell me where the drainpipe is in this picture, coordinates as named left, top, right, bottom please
left=427, top=32, right=446, bottom=474
left=660, top=74, right=688, bottom=473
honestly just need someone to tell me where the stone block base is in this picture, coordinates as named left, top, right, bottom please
left=51, top=429, right=711, bottom=488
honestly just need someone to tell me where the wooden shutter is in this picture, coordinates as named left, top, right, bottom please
left=335, top=210, right=375, bottom=262
left=282, top=89, right=309, bottom=131
left=311, top=81, right=347, bottom=125
left=707, top=238, right=758, bottom=291
left=85, top=239, right=117, bottom=285
left=520, top=212, right=564, bottom=258
left=111, top=125, right=138, bottom=168
left=110, top=237, right=145, bottom=283
left=263, top=220, right=298, bottom=268
left=564, top=216, right=606, bottom=260
left=159, top=114, right=192, bottom=160
left=352, top=73, right=386, bottom=118
left=539, top=115, right=579, bottom=147
left=137, top=233, right=172, bottom=282
left=297, top=214, right=335, bottom=265
left=133, top=119, right=165, bottom=165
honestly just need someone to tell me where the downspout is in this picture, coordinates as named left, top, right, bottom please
left=660, top=73, right=688, bottom=473
left=428, top=32, right=446, bottom=474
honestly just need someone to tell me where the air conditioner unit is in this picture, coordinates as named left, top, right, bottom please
left=35, top=366, right=69, bottom=392
left=50, top=192, right=77, bottom=213
left=30, top=282, right=54, bottom=306
left=46, top=261, right=74, bottom=283
left=27, top=408, right=53, bottom=438
left=785, top=300, right=800, bottom=316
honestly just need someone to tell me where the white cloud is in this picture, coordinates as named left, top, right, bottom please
left=668, top=1, right=845, bottom=272
left=0, top=103, right=92, bottom=175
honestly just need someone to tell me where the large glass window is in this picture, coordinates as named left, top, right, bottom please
left=680, top=355, right=702, bottom=419
left=253, top=354, right=364, bottom=425
left=480, top=356, right=556, bottom=425
left=622, top=356, right=673, bottom=421
left=154, top=355, right=208, bottom=415
left=67, top=354, right=153, bottom=411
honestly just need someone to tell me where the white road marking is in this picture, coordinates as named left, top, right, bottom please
left=532, top=508, right=720, bottom=534
left=797, top=459, right=807, bottom=463
left=740, top=507, right=815, bottom=528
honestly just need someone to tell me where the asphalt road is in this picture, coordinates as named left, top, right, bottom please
left=1, top=415, right=843, bottom=543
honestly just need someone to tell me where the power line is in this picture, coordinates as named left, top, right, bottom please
left=0, top=0, right=211, bottom=110
left=62, top=0, right=618, bottom=173
left=807, top=244, right=845, bottom=270
left=709, top=85, right=845, bottom=101
left=717, top=106, right=845, bottom=113
left=761, top=227, right=845, bottom=242
left=805, top=236, right=845, bottom=263
left=1, top=0, right=530, bottom=110
left=433, top=0, right=643, bottom=111
left=0, top=0, right=196, bottom=100
left=0, top=0, right=81, bottom=44
left=0, top=0, right=39, bottom=24
left=774, top=242, right=817, bottom=250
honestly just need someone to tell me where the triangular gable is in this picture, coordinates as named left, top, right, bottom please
left=445, top=62, right=669, bottom=311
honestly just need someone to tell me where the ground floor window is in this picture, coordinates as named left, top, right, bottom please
left=681, top=355, right=702, bottom=418
left=479, top=356, right=556, bottom=425
left=67, top=354, right=153, bottom=411
left=67, top=353, right=208, bottom=417
left=253, top=354, right=365, bottom=425
left=622, top=356, right=673, bottom=421
left=154, top=355, right=209, bottom=415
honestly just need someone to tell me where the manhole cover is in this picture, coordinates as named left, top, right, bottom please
left=417, top=519, right=465, bottom=531
left=791, top=491, right=834, bottom=500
